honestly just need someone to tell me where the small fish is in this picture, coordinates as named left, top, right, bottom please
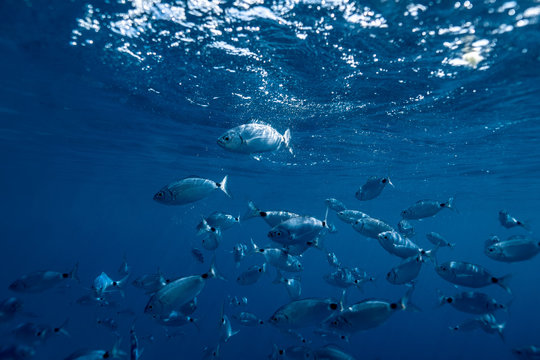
left=512, top=346, right=540, bottom=358
left=198, top=219, right=222, bottom=251
left=64, top=339, right=126, bottom=360
left=76, top=294, right=115, bottom=308
left=435, top=261, right=511, bottom=293
left=96, top=317, right=118, bottom=332
left=250, top=240, right=303, bottom=272
left=438, top=291, right=508, bottom=314
left=232, top=243, right=248, bottom=268
left=130, top=323, right=142, bottom=360
left=355, top=176, right=393, bottom=201
left=326, top=198, right=347, bottom=212
left=217, top=123, right=291, bottom=154
left=154, top=311, right=198, bottom=327
left=202, top=345, right=220, bottom=360
left=386, top=255, right=423, bottom=285
left=132, top=269, right=168, bottom=294
left=0, top=345, right=35, bottom=360
left=0, top=297, right=23, bottom=323
left=485, top=235, right=540, bottom=262
left=236, top=264, right=266, bottom=286
left=9, top=263, right=79, bottom=293
left=231, top=312, right=264, bottom=326
left=324, top=287, right=418, bottom=333
left=145, top=261, right=223, bottom=318
left=273, top=270, right=302, bottom=300
left=153, top=175, right=230, bottom=205
left=353, top=217, right=394, bottom=240
left=283, top=346, right=315, bottom=359
left=13, top=319, right=69, bottom=346
left=377, top=231, right=436, bottom=259
left=268, top=298, right=341, bottom=330
left=243, top=201, right=299, bottom=227
left=449, top=314, right=505, bottom=340
left=327, top=252, right=341, bottom=268
left=313, top=329, right=350, bottom=343
left=324, top=267, right=374, bottom=290
left=397, top=219, right=415, bottom=237
left=499, top=210, right=530, bottom=230
left=426, top=232, right=455, bottom=248
left=196, top=212, right=239, bottom=234
left=191, top=248, right=205, bottom=263
left=118, top=255, right=130, bottom=277
left=228, top=295, right=248, bottom=307
left=92, top=272, right=129, bottom=297
left=336, top=210, right=370, bottom=224
left=401, top=198, right=454, bottom=220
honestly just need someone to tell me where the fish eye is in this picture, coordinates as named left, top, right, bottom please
left=277, top=232, right=281, bottom=236
left=382, top=178, right=387, bottom=183
left=211, top=227, right=216, bottom=232
left=330, top=303, right=338, bottom=310
left=279, top=350, right=284, bottom=355
left=224, top=136, right=230, bottom=141
left=440, top=203, right=445, bottom=207
left=157, top=192, right=163, bottom=197
left=446, top=298, right=453, bottom=303
left=488, top=248, right=494, bottom=252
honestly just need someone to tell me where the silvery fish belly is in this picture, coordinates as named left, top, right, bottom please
left=377, top=231, right=422, bottom=258
left=438, top=291, right=507, bottom=314
left=217, top=123, right=290, bottom=154
left=353, top=218, right=393, bottom=239
left=236, top=264, right=266, bottom=286
left=268, top=298, right=340, bottom=329
left=498, top=210, right=528, bottom=230
left=153, top=176, right=229, bottom=205
left=268, top=216, right=326, bottom=245
left=337, top=210, right=370, bottom=224
left=401, top=198, right=453, bottom=219
left=485, top=236, right=540, bottom=262
left=386, top=255, right=423, bottom=285
left=435, top=261, right=511, bottom=293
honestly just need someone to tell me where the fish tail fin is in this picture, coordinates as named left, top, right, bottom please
left=196, top=218, right=208, bottom=236
left=207, top=257, right=226, bottom=281
left=272, top=270, right=284, bottom=285
left=243, top=201, right=260, bottom=220
left=446, top=197, right=458, bottom=212
left=70, top=262, right=80, bottom=283
left=249, top=238, right=259, bottom=254
left=496, top=274, right=512, bottom=294
left=387, top=177, right=395, bottom=188
left=283, top=128, right=292, bottom=154
left=401, top=285, right=421, bottom=312
left=219, top=175, right=231, bottom=198
left=497, top=322, right=506, bottom=342
left=423, top=245, right=440, bottom=264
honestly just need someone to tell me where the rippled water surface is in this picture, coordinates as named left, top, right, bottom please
left=0, top=0, right=539, bottom=359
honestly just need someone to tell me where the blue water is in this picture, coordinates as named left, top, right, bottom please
left=1, top=0, right=539, bottom=358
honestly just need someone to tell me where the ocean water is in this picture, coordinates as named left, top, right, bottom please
left=1, top=0, right=539, bottom=359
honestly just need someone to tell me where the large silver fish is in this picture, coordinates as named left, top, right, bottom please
left=353, top=218, right=393, bottom=239
left=485, top=235, right=540, bottom=262
left=377, top=231, right=436, bottom=259
left=401, top=198, right=454, bottom=219
left=268, top=298, right=340, bottom=330
left=437, top=291, right=508, bottom=314
left=217, top=123, right=291, bottom=154
left=9, top=263, right=79, bottom=293
left=435, top=261, right=511, bottom=293
left=153, top=175, right=230, bottom=205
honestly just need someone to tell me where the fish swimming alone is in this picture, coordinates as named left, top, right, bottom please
left=355, top=176, right=393, bottom=201
left=153, top=175, right=230, bottom=205
left=217, top=123, right=291, bottom=154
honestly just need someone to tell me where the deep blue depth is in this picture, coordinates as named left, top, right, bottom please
left=1, top=0, right=539, bottom=359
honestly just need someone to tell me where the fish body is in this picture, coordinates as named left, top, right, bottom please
left=401, top=198, right=454, bottom=219
left=96, top=318, right=118, bottom=332
left=154, top=311, right=197, bottom=327
left=132, top=271, right=167, bottom=294
left=219, top=314, right=239, bottom=343
left=438, top=291, right=507, bottom=314
left=435, top=261, right=511, bottom=293
left=268, top=216, right=332, bottom=246
left=326, top=198, right=347, bottom=212
left=200, top=222, right=222, bottom=251
left=196, top=212, right=239, bottom=233
left=243, top=201, right=299, bottom=227
left=426, top=232, right=455, bottom=248
left=0, top=297, right=23, bottom=323
left=145, top=263, right=221, bottom=318
left=327, top=252, right=341, bottom=268
left=273, top=270, right=302, bottom=300
left=269, top=298, right=340, bottom=330
left=13, top=320, right=69, bottom=346
left=377, top=231, right=430, bottom=259
left=191, top=248, right=205, bottom=263
left=76, top=295, right=115, bottom=308
left=250, top=240, right=303, bottom=272
left=324, top=268, right=373, bottom=289
left=513, top=346, right=540, bottom=359
left=92, top=272, right=129, bottom=297
left=449, top=314, right=505, bottom=340
left=386, top=255, right=423, bottom=285
left=153, top=176, right=229, bottom=205
left=228, top=296, right=248, bottom=307
left=9, top=264, right=78, bottom=293
left=232, top=312, right=264, bottom=326
left=499, top=210, right=529, bottom=230
left=337, top=210, right=370, bottom=224
left=353, top=218, right=393, bottom=240
left=232, top=243, right=248, bottom=267
left=355, top=176, right=392, bottom=201
left=130, top=324, right=141, bottom=360
left=485, top=236, right=540, bottom=262
left=217, top=123, right=291, bottom=154
left=314, top=345, right=357, bottom=360
left=236, top=264, right=266, bottom=286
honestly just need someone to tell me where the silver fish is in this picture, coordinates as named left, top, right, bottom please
left=437, top=291, right=508, bottom=314
left=386, top=255, right=423, bottom=285
left=250, top=240, right=303, bottom=272
left=132, top=269, right=168, bottom=294
left=9, top=263, right=79, bottom=293
left=236, top=264, right=266, bottom=286
left=219, top=313, right=239, bottom=343
left=435, top=261, right=511, bottom=293
left=397, top=219, right=415, bottom=237
left=228, top=295, right=248, bottom=307
left=485, top=235, right=540, bottom=262
left=231, top=312, right=264, bottom=326
left=64, top=339, right=125, bottom=360
left=232, top=243, right=248, bottom=268
left=377, top=231, right=435, bottom=259
left=153, top=175, right=230, bottom=205
left=326, top=198, right=347, bottom=212
left=154, top=311, right=198, bottom=327
left=324, top=268, right=374, bottom=290
left=96, top=317, right=118, bottom=332
left=13, top=319, right=69, bottom=346
left=118, top=255, right=129, bottom=277
left=323, top=287, right=417, bottom=334
left=145, top=261, right=223, bottom=318
left=76, top=294, right=115, bottom=308
left=314, top=345, right=357, bottom=360
left=327, top=252, right=341, bottom=268
left=268, top=298, right=340, bottom=330
left=336, top=210, right=370, bottom=224
left=92, top=272, right=129, bottom=297
left=268, top=216, right=335, bottom=246
left=353, top=217, right=393, bottom=239
left=196, top=212, right=239, bottom=233
left=512, top=346, right=540, bottom=359
left=217, top=123, right=291, bottom=154
left=426, top=232, right=455, bottom=248
left=355, top=176, right=393, bottom=201
left=449, top=314, right=505, bottom=340
left=243, top=201, right=299, bottom=227
left=499, top=210, right=530, bottom=230
left=199, top=220, right=222, bottom=251
left=401, top=198, right=454, bottom=219
left=273, top=270, right=302, bottom=300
